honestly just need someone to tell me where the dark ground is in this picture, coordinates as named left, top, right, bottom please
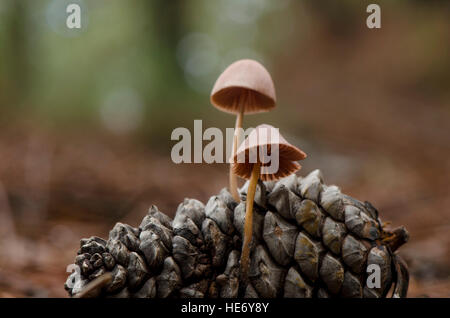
left=0, top=121, right=448, bottom=297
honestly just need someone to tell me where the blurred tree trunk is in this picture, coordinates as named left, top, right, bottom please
left=139, top=0, right=189, bottom=140
left=2, top=0, right=30, bottom=109
left=145, top=0, right=187, bottom=98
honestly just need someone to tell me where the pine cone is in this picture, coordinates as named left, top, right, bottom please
left=65, top=169, right=409, bottom=298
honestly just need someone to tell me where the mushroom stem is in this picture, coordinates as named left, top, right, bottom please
left=240, top=162, right=261, bottom=281
left=229, top=102, right=245, bottom=202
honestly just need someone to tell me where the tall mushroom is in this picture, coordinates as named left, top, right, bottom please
left=211, top=59, right=276, bottom=202
left=232, top=124, right=307, bottom=280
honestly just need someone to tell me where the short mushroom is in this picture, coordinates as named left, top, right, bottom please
left=211, top=59, right=276, bottom=202
left=231, top=124, right=307, bottom=280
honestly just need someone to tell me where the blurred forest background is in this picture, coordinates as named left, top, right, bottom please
left=0, top=0, right=449, bottom=297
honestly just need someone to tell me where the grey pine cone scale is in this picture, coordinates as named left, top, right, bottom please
left=65, top=169, right=409, bottom=298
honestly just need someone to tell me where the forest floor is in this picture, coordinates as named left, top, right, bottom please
left=0, top=123, right=448, bottom=298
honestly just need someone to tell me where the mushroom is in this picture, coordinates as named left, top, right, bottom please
left=231, top=124, right=307, bottom=280
left=211, top=59, right=276, bottom=202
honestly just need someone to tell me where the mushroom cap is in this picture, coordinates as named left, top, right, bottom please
left=211, top=59, right=276, bottom=115
left=231, top=124, right=307, bottom=181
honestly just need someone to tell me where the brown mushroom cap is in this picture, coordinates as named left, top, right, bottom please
left=211, top=59, right=276, bottom=114
left=231, top=124, right=307, bottom=181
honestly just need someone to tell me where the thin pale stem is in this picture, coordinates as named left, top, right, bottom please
left=240, top=162, right=260, bottom=281
left=229, top=101, right=245, bottom=202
